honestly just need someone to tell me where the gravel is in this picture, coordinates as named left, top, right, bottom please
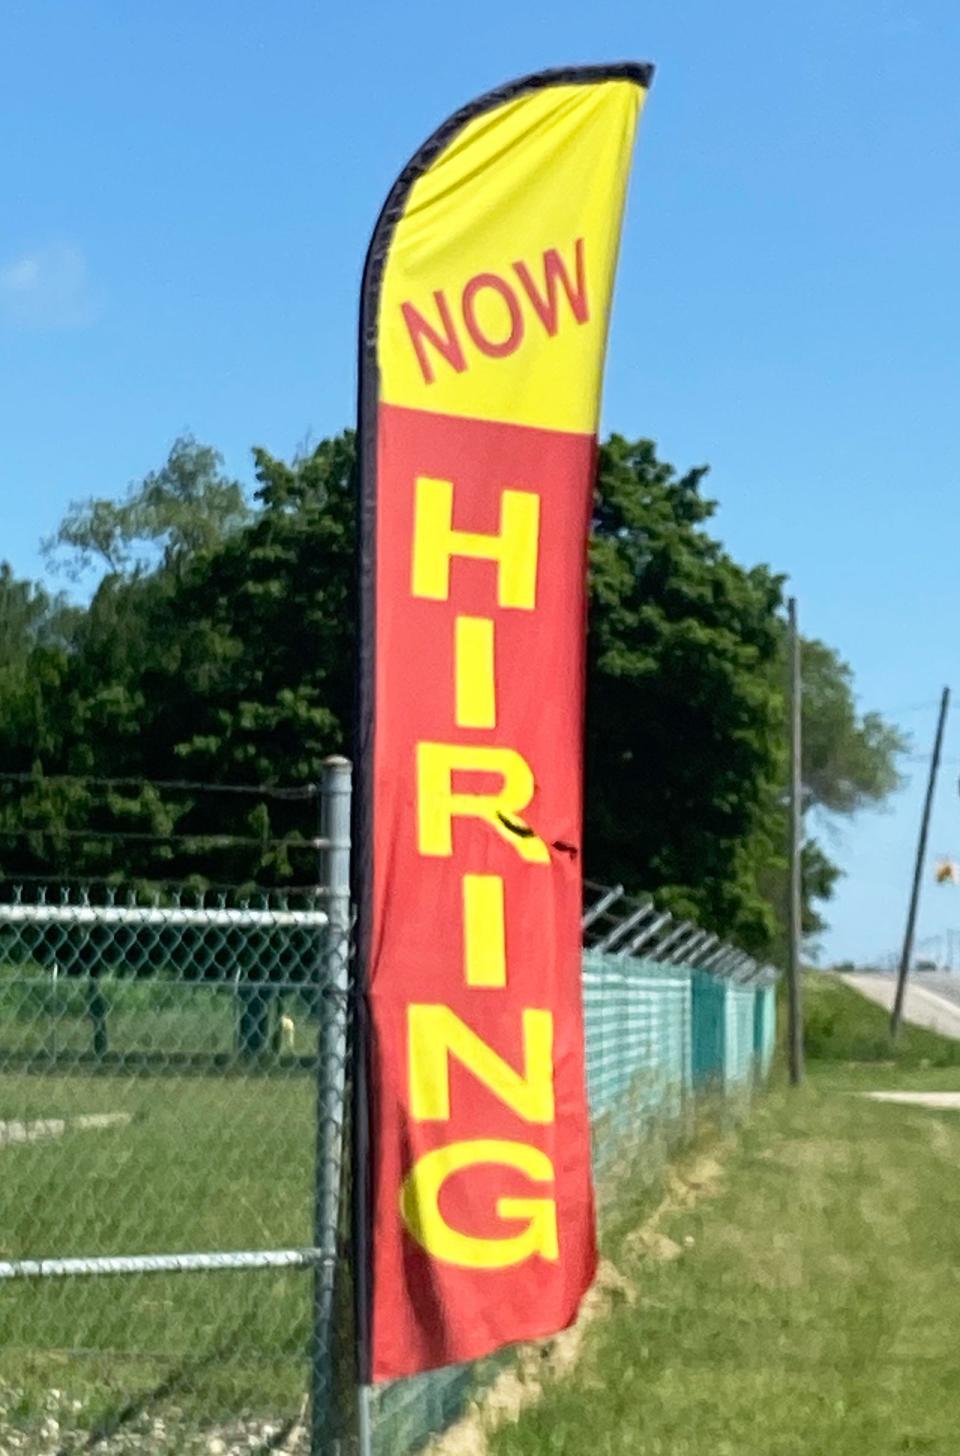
left=0, top=1387, right=310, bottom=1455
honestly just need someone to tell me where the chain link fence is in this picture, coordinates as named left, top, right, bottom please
left=0, top=759, right=352, bottom=1456
left=0, top=776, right=777, bottom=1456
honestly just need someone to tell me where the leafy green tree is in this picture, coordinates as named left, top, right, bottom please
left=0, top=566, right=77, bottom=772
left=0, top=435, right=354, bottom=886
left=776, top=637, right=906, bottom=951
left=585, top=436, right=786, bottom=948
left=165, top=432, right=356, bottom=786
left=798, top=637, right=905, bottom=815
left=1, top=440, right=254, bottom=884
left=45, top=436, right=251, bottom=581
left=0, top=430, right=906, bottom=953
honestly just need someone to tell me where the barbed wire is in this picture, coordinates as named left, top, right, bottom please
left=0, top=827, right=325, bottom=850
left=2, top=872, right=329, bottom=892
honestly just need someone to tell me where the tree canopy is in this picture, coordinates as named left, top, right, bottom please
left=0, top=432, right=905, bottom=953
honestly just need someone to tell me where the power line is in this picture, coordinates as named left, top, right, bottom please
left=876, top=698, right=945, bottom=717
left=0, top=773, right=319, bottom=801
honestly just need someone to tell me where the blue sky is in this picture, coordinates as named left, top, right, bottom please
left=2, top=0, right=959, bottom=964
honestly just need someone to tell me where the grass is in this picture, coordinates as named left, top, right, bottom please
left=488, top=973, right=960, bottom=1456
left=0, top=1055, right=323, bottom=1436
left=0, top=965, right=320, bottom=1060
left=6, top=969, right=955, bottom=1450
left=802, top=969, right=960, bottom=1077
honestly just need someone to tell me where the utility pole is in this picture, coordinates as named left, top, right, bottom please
left=891, top=687, right=950, bottom=1037
left=787, top=598, right=804, bottom=1086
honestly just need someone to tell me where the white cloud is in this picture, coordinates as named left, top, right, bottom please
left=0, top=243, right=98, bottom=329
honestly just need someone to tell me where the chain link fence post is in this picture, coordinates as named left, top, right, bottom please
left=312, top=757, right=353, bottom=1455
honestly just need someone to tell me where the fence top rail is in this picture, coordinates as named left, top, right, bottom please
left=0, top=903, right=329, bottom=930
left=582, top=962, right=690, bottom=986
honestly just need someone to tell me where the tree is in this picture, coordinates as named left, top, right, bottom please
left=164, top=432, right=356, bottom=786
left=772, top=636, right=906, bottom=951
left=798, top=637, right=905, bottom=815
left=0, top=440, right=254, bottom=885
left=44, top=436, right=251, bottom=581
left=0, top=435, right=355, bottom=887
left=0, top=565, right=77, bottom=771
left=0, top=430, right=906, bottom=953
left=585, top=436, right=786, bottom=948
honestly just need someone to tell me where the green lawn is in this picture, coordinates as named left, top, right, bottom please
left=0, top=1056, right=324, bottom=1440
left=489, top=974, right=960, bottom=1456
left=802, top=968, right=960, bottom=1081
left=6, top=970, right=958, bottom=1453
left=0, top=966, right=319, bottom=1060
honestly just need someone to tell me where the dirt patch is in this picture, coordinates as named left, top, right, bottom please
left=622, top=1150, right=725, bottom=1263
left=626, top=1229, right=684, bottom=1262
left=668, top=1152, right=725, bottom=1202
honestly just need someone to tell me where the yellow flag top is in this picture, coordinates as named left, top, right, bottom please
left=372, top=68, right=651, bottom=436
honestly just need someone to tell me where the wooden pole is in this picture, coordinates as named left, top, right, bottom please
left=787, top=598, right=804, bottom=1085
left=891, top=687, right=950, bottom=1038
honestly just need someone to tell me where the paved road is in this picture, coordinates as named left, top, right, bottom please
left=842, top=972, right=960, bottom=1039
left=914, top=973, right=960, bottom=1008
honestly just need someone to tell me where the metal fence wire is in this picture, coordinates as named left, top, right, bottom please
left=0, top=779, right=777, bottom=1456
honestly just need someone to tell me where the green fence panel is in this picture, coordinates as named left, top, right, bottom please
left=724, top=984, right=757, bottom=1087
left=691, top=969, right=727, bottom=1087
left=582, top=951, right=692, bottom=1138
left=754, top=982, right=777, bottom=1079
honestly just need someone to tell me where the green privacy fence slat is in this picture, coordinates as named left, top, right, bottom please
left=582, top=952, right=692, bottom=1133
left=754, top=983, right=777, bottom=1079
left=725, top=985, right=759, bottom=1088
left=691, top=969, right=726, bottom=1088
